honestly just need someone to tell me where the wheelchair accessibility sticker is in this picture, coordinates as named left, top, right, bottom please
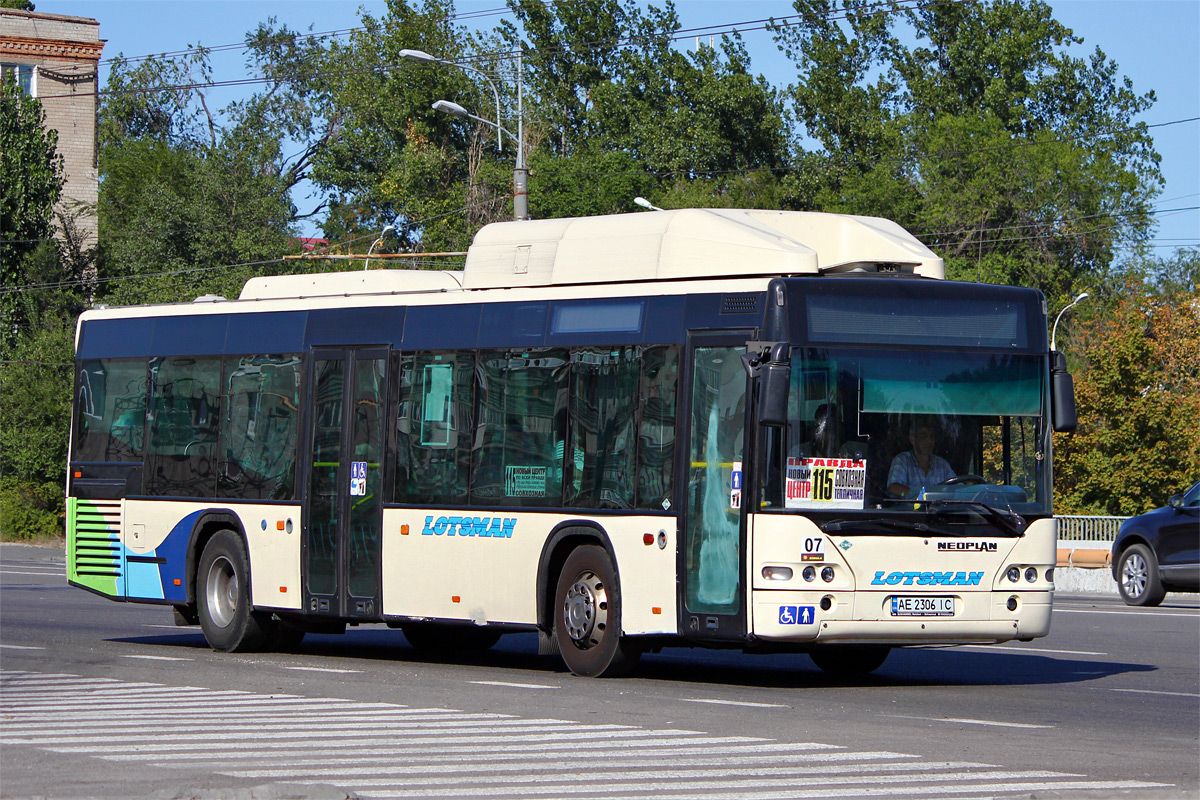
left=350, top=461, right=367, bottom=496
left=778, top=605, right=816, bottom=625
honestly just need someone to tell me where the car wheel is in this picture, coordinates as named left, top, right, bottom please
left=197, top=530, right=271, bottom=652
left=1117, top=543, right=1166, bottom=607
left=554, top=545, right=641, bottom=677
left=810, top=645, right=890, bottom=676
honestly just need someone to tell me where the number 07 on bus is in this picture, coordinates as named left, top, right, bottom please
left=66, top=208, right=1078, bottom=677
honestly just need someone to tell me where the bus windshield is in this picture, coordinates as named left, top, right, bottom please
left=764, top=348, right=1049, bottom=520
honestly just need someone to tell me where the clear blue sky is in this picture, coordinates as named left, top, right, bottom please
left=46, top=0, right=1200, bottom=254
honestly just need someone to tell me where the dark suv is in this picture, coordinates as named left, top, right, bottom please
left=1111, top=481, right=1200, bottom=606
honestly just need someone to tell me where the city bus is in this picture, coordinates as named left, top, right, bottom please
left=66, top=208, right=1077, bottom=677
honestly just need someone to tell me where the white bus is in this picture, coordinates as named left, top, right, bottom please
left=67, top=209, right=1077, bottom=677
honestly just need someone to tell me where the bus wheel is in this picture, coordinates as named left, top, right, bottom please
left=554, top=545, right=640, bottom=677
left=810, top=645, right=890, bottom=676
left=402, top=623, right=502, bottom=651
left=197, top=530, right=270, bottom=652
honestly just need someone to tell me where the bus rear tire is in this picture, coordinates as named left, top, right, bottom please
left=810, top=645, right=890, bottom=676
left=402, top=623, right=502, bottom=651
left=197, top=530, right=270, bottom=652
left=554, top=545, right=640, bottom=678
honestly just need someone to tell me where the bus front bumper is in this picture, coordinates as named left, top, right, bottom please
left=751, top=589, right=1052, bottom=645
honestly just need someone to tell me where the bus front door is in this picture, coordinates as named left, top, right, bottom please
left=680, top=334, right=751, bottom=641
left=303, top=348, right=389, bottom=620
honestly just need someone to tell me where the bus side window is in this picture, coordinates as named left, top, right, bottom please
left=567, top=347, right=637, bottom=509
left=74, top=358, right=148, bottom=464
left=471, top=349, right=568, bottom=507
left=145, top=356, right=221, bottom=498
left=636, top=345, right=677, bottom=510
left=218, top=355, right=301, bottom=501
left=395, top=353, right=473, bottom=505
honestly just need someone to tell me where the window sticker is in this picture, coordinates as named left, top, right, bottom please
left=505, top=465, right=547, bottom=497
left=350, top=461, right=367, bottom=496
left=730, top=461, right=742, bottom=510
left=786, top=457, right=867, bottom=509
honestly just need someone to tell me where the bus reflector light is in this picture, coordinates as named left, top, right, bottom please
left=1045, top=568, right=1055, bottom=582
left=401, top=524, right=409, bottom=535
left=276, top=520, right=284, bottom=530
left=280, top=586, right=287, bottom=593
left=762, top=566, right=792, bottom=581
left=652, top=607, right=661, bottom=615
left=74, top=471, right=81, bottom=478
left=643, top=533, right=654, bottom=545
left=173, top=579, right=181, bottom=586
left=452, top=596, right=460, bottom=603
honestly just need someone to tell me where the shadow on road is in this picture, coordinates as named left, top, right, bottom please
left=108, top=627, right=1155, bottom=690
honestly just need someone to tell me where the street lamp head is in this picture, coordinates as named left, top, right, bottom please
left=380, top=224, right=397, bottom=239
left=432, top=99, right=469, bottom=119
left=399, top=48, right=439, bottom=64
left=634, top=197, right=666, bottom=212
left=1051, top=291, right=1091, bottom=351
left=1074, top=292, right=1089, bottom=303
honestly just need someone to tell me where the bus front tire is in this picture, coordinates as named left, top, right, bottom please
left=197, top=530, right=270, bottom=652
left=554, top=545, right=640, bottom=678
left=810, top=645, right=890, bottom=676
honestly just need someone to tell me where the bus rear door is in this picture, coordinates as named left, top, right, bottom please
left=302, top=348, right=389, bottom=620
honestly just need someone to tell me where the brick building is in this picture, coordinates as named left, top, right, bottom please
left=1, top=8, right=103, bottom=246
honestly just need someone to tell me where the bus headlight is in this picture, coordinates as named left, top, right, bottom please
left=821, top=566, right=835, bottom=583
left=762, top=566, right=793, bottom=581
left=1006, top=566, right=1021, bottom=583
left=1025, top=567, right=1037, bottom=583
left=802, top=566, right=816, bottom=582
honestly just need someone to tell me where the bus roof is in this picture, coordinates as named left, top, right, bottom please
left=240, top=209, right=943, bottom=300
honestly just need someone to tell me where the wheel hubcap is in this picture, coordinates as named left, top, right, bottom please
left=206, top=556, right=238, bottom=628
left=1121, top=553, right=1148, bottom=599
left=563, top=570, right=608, bottom=648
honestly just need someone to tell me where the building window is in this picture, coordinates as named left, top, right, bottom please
left=0, top=63, right=36, bottom=96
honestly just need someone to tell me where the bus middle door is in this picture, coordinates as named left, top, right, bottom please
left=303, top=348, right=389, bottom=620
left=679, top=332, right=753, bottom=641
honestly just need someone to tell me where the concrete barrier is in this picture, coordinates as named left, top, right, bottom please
left=1054, top=539, right=1118, bottom=595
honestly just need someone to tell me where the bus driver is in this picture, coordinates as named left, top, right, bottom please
left=887, top=417, right=955, bottom=498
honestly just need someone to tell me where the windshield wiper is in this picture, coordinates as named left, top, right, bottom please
left=821, top=517, right=953, bottom=536
left=927, top=499, right=1025, bottom=536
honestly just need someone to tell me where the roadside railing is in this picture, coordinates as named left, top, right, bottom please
left=1055, top=515, right=1130, bottom=543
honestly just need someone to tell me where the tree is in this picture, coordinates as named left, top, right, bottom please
left=772, top=0, right=1161, bottom=306
left=0, top=79, right=64, bottom=348
left=1053, top=251, right=1200, bottom=515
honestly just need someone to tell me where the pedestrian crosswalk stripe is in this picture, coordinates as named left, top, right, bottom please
left=0, top=669, right=1173, bottom=799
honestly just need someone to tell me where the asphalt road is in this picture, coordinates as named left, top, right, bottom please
left=2, top=541, right=1197, bottom=800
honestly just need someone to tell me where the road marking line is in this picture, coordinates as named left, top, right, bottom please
left=119, top=655, right=192, bottom=662
left=1105, top=688, right=1200, bottom=698
left=0, top=569, right=63, bottom=576
left=2, top=728, right=715, bottom=746
left=0, top=644, right=45, bottom=650
left=279, top=665, right=361, bottom=674
left=1054, top=607, right=1199, bottom=616
left=469, top=680, right=558, bottom=690
left=957, top=644, right=1106, bottom=656
left=886, top=715, right=1053, bottom=729
left=681, top=698, right=789, bottom=708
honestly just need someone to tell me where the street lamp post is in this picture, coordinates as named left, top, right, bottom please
left=1051, top=292, right=1089, bottom=351
left=405, top=48, right=527, bottom=221
left=363, top=224, right=396, bottom=271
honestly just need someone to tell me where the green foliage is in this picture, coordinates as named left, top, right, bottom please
left=0, top=0, right=35, bottom=10
left=772, top=0, right=1161, bottom=305
left=0, top=478, right=62, bottom=541
left=1, top=80, right=64, bottom=347
left=1054, top=251, right=1200, bottom=515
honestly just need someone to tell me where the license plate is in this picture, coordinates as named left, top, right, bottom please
left=891, top=596, right=954, bottom=616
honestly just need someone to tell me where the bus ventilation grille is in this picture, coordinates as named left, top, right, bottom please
left=720, top=294, right=760, bottom=314
left=71, top=500, right=123, bottom=578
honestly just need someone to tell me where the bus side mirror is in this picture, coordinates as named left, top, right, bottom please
left=758, top=352, right=790, bottom=427
left=1050, top=350, right=1077, bottom=433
